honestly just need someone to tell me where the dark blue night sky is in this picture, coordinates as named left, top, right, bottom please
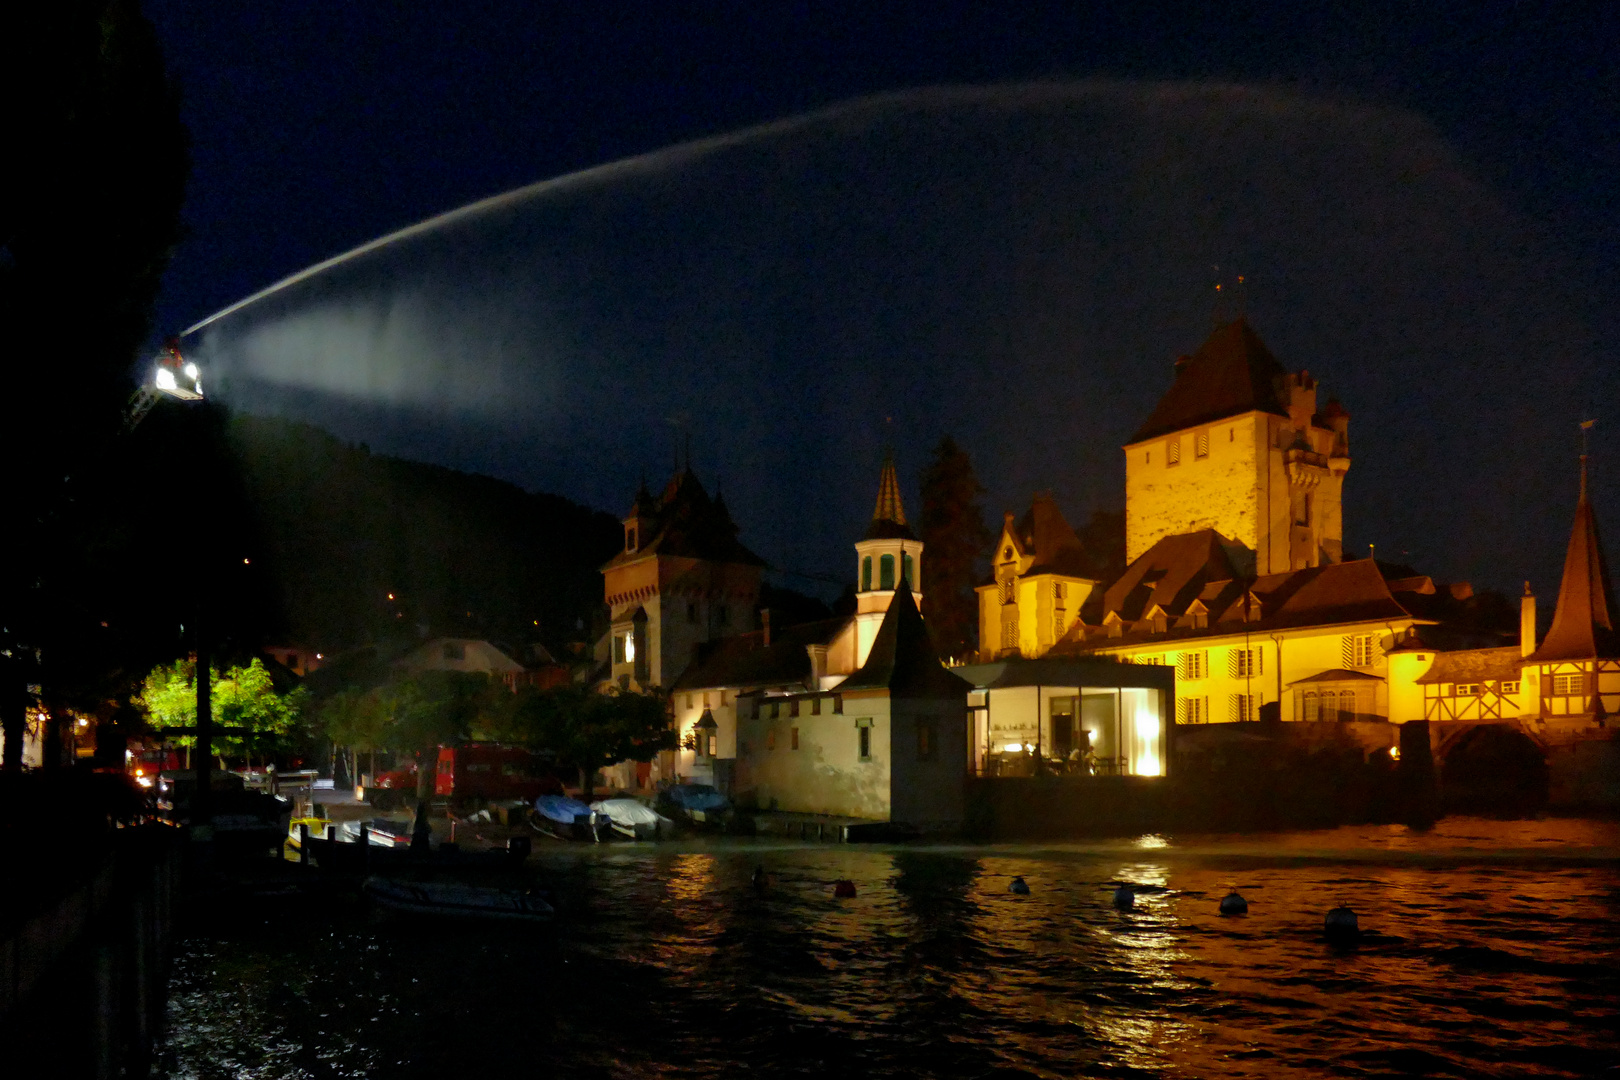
left=145, top=3, right=1619, bottom=600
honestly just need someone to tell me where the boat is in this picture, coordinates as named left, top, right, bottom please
left=589, top=797, right=674, bottom=840
left=531, top=795, right=609, bottom=841
left=657, top=783, right=730, bottom=825
left=362, top=876, right=554, bottom=922
left=304, top=833, right=528, bottom=874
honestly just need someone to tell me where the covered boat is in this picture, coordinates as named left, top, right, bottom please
left=658, top=783, right=731, bottom=824
left=532, top=795, right=608, bottom=841
left=589, top=798, right=673, bottom=840
left=363, top=876, right=553, bottom=922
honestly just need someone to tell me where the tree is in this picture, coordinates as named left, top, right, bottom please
left=502, top=684, right=673, bottom=799
left=376, top=670, right=501, bottom=799
left=917, top=436, right=993, bottom=660
left=135, top=658, right=308, bottom=768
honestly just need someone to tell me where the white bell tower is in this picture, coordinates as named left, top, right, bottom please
left=853, top=454, right=924, bottom=666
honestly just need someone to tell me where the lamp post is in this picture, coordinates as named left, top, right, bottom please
left=143, top=342, right=212, bottom=827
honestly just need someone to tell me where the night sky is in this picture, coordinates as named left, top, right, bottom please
left=145, top=3, right=1619, bottom=602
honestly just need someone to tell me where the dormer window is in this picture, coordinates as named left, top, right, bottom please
left=625, top=525, right=638, bottom=552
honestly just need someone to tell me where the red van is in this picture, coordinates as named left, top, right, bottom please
left=433, top=743, right=556, bottom=803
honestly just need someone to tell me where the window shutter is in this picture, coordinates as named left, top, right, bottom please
left=1341, top=635, right=1354, bottom=666
left=1229, top=694, right=1239, bottom=721
left=1176, top=653, right=1189, bottom=681
left=1228, top=649, right=1240, bottom=678
left=1257, top=648, right=1264, bottom=676
left=1177, top=697, right=1188, bottom=724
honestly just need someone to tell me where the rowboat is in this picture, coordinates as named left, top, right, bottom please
left=362, top=876, right=554, bottom=922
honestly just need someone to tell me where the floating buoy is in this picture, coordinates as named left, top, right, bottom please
left=1113, top=885, right=1135, bottom=911
left=1325, top=905, right=1359, bottom=939
left=1010, top=875, right=1030, bottom=895
left=1219, top=890, right=1248, bottom=916
left=833, top=879, right=857, bottom=898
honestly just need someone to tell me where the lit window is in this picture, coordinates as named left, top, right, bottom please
left=1342, top=634, right=1376, bottom=667
left=1552, top=673, right=1586, bottom=696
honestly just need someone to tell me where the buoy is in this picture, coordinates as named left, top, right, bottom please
left=833, top=879, right=857, bottom=898
left=1325, top=905, right=1359, bottom=939
left=1113, top=885, right=1135, bottom=911
left=1219, top=890, right=1248, bottom=916
left=1010, top=875, right=1030, bottom=895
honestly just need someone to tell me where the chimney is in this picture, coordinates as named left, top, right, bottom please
left=807, top=643, right=828, bottom=688
left=760, top=608, right=771, bottom=648
left=1520, top=583, right=1536, bottom=658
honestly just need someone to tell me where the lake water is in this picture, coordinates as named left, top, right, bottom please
left=157, top=817, right=1620, bottom=1078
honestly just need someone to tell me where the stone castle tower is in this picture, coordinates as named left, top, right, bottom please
left=601, top=468, right=765, bottom=690
left=853, top=454, right=925, bottom=667
left=1123, top=318, right=1351, bottom=574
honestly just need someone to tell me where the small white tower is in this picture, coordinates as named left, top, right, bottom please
left=854, top=454, right=924, bottom=666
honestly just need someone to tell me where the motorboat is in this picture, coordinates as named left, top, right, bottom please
left=657, top=783, right=730, bottom=825
left=589, top=797, right=674, bottom=840
left=363, top=876, right=553, bottom=922
left=531, top=795, right=609, bottom=841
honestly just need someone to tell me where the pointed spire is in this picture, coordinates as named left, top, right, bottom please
left=1529, top=455, right=1620, bottom=662
left=863, top=453, right=918, bottom=541
left=873, top=453, right=906, bottom=526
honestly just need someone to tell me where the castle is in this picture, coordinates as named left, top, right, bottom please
left=595, top=316, right=1617, bottom=816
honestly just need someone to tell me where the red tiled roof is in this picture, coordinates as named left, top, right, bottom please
left=1129, top=318, right=1290, bottom=444
left=1527, top=466, right=1620, bottom=662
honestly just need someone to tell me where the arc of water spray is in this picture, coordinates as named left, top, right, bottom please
left=178, top=84, right=1060, bottom=340
left=179, top=80, right=1280, bottom=339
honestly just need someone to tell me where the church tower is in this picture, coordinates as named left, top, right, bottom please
left=1123, top=318, right=1351, bottom=574
left=853, top=455, right=924, bottom=667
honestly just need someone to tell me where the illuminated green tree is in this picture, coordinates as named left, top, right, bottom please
left=135, top=658, right=308, bottom=767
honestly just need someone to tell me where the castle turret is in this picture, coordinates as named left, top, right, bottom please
left=853, top=454, right=924, bottom=667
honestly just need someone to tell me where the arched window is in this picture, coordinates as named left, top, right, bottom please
left=901, top=552, right=914, bottom=587
left=861, top=556, right=872, bottom=592
left=1339, top=690, right=1357, bottom=721
left=880, top=553, right=895, bottom=590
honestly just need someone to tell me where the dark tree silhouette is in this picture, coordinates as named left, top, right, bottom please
left=917, top=436, right=992, bottom=660
left=0, top=2, right=189, bottom=770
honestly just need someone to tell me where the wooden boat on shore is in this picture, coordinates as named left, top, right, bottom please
left=362, top=876, right=554, bottom=922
